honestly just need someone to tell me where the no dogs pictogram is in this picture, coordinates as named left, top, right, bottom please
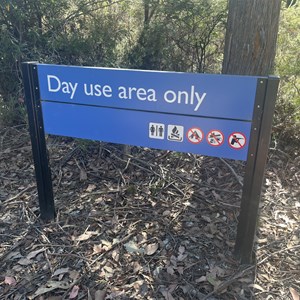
left=187, top=127, right=203, bottom=144
left=207, top=130, right=224, bottom=146
left=228, top=132, right=246, bottom=149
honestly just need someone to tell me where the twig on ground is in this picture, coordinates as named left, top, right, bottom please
left=111, top=152, right=185, bottom=196
left=219, top=158, right=243, bottom=187
left=81, top=189, right=120, bottom=198
left=2, top=184, right=34, bottom=204
left=0, top=224, right=37, bottom=262
left=257, top=244, right=300, bottom=266
left=89, top=231, right=137, bottom=267
left=48, top=251, right=91, bottom=262
left=201, top=265, right=255, bottom=300
left=59, top=146, right=80, bottom=167
left=176, top=173, right=241, bottom=193
left=4, top=270, right=51, bottom=299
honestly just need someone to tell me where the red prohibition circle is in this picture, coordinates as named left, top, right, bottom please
left=228, top=132, right=247, bottom=149
left=186, top=127, right=204, bottom=144
left=206, top=130, right=224, bottom=147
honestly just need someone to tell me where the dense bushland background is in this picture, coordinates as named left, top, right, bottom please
left=0, top=0, right=299, bottom=151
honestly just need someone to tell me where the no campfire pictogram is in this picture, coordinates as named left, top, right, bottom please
left=187, top=127, right=203, bottom=144
left=207, top=130, right=224, bottom=146
left=228, top=132, right=246, bottom=149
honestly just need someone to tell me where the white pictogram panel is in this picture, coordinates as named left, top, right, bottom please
left=187, top=127, right=203, bottom=144
left=149, top=123, right=165, bottom=139
left=207, top=130, right=224, bottom=146
left=167, top=125, right=184, bottom=142
left=228, top=132, right=246, bottom=149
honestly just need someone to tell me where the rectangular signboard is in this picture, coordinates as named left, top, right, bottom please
left=42, top=101, right=251, bottom=161
left=23, top=62, right=279, bottom=264
left=37, top=64, right=260, bottom=121
left=37, top=64, right=262, bottom=161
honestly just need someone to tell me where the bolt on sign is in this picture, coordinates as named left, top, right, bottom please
left=22, top=63, right=279, bottom=264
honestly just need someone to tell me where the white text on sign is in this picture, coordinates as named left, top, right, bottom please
left=46, top=75, right=206, bottom=112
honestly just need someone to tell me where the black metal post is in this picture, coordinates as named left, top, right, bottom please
left=235, top=76, right=280, bottom=264
left=22, top=62, right=55, bottom=221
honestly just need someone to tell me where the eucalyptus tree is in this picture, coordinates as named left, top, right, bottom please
left=222, top=0, right=281, bottom=75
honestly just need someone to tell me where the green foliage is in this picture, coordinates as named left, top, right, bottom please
left=126, top=0, right=227, bottom=72
left=2, top=0, right=299, bottom=154
left=0, top=95, right=26, bottom=126
left=0, top=0, right=128, bottom=125
left=160, top=0, right=227, bottom=73
left=274, top=3, right=300, bottom=149
left=0, top=0, right=228, bottom=126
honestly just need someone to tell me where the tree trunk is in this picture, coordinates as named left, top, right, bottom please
left=222, top=0, right=281, bottom=75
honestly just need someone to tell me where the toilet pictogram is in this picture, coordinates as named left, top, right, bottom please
left=149, top=122, right=165, bottom=139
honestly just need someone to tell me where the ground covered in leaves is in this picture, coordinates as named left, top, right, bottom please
left=0, top=126, right=299, bottom=300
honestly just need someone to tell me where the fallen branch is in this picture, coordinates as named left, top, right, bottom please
left=257, top=244, right=300, bottom=266
left=2, top=185, right=34, bottom=204
left=89, top=231, right=137, bottom=267
left=219, top=158, right=243, bottom=187
left=201, top=265, right=255, bottom=300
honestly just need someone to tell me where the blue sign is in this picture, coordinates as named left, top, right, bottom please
left=37, top=64, right=262, bottom=161
left=42, top=102, right=251, bottom=160
left=37, top=64, right=262, bottom=121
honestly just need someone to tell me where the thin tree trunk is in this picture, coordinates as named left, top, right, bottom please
left=222, top=0, right=281, bottom=75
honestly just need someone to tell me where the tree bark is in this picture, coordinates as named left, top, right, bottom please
left=222, top=0, right=281, bottom=75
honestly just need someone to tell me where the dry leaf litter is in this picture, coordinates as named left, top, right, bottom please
left=0, top=126, right=299, bottom=300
